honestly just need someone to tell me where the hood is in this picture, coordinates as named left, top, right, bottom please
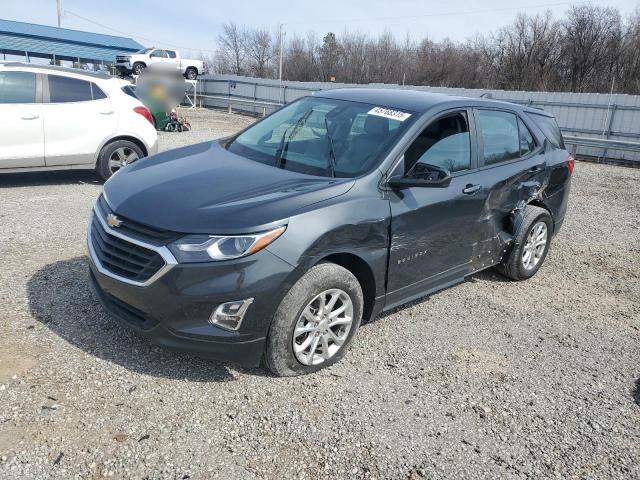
left=103, top=140, right=354, bottom=234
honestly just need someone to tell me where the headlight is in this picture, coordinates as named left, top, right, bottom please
left=168, top=226, right=286, bottom=263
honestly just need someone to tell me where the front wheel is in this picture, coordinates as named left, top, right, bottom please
left=264, top=263, right=363, bottom=376
left=497, top=205, right=553, bottom=281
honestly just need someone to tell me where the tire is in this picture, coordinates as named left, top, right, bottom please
left=497, top=205, right=553, bottom=281
left=132, top=62, right=146, bottom=75
left=185, top=67, right=198, bottom=80
left=96, top=140, right=144, bottom=180
left=264, top=263, right=363, bottom=376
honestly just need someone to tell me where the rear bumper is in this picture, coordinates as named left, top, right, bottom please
left=147, top=136, right=159, bottom=155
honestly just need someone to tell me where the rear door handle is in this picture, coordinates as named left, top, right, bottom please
left=462, top=184, right=482, bottom=195
left=100, top=110, right=115, bottom=115
left=529, top=164, right=545, bottom=173
left=21, top=114, right=39, bottom=120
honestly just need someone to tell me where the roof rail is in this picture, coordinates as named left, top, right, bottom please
left=0, top=62, right=112, bottom=79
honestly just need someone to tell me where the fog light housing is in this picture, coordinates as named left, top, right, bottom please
left=209, top=298, right=254, bottom=331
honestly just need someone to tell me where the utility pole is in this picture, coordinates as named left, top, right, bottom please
left=56, top=0, right=62, bottom=27
left=278, top=23, right=284, bottom=105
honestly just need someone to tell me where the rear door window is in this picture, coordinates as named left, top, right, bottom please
left=527, top=112, right=565, bottom=148
left=166, top=50, right=177, bottom=59
left=0, top=71, right=36, bottom=104
left=48, top=75, right=92, bottom=103
left=477, top=110, right=520, bottom=165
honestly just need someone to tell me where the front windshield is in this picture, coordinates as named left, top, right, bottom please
left=226, top=97, right=414, bottom=178
left=136, top=48, right=153, bottom=54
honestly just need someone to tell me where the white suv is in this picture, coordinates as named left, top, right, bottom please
left=0, top=63, right=158, bottom=180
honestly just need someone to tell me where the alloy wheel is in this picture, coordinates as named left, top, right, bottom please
left=522, top=221, right=548, bottom=270
left=108, top=147, right=139, bottom=175
left=293, top=289, right=354, bottom=366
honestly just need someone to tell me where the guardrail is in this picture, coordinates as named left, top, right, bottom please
left=563, top=135, right=640, bottom=164
left=563, top=135, right=640, bottom=153
left=197, top=94, right=282, bottom=116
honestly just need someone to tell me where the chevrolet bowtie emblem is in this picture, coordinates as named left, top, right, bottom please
left=106, top=213, right=123, bottom=228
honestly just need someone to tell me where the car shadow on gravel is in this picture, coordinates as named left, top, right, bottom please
left=26, top=256, right=259, bottom=382
left=0, top=170, right=103, bottom=187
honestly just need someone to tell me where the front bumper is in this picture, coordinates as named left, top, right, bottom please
left=88, top=227, right=296, bottom=367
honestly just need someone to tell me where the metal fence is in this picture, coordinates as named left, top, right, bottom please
left=196, top=74, right=640, bottom=164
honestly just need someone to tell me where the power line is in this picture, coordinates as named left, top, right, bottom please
left=63, top=9, right=216, bottom=54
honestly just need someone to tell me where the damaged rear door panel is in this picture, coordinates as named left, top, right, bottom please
left=467, top=108, right=551, bottom=271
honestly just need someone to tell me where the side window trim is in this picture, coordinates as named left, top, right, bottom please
left=35, top=73, right=44, bottom=103
left=474, top=107, right=543, bottom=169
left=388, top=107, right=479, bottom=179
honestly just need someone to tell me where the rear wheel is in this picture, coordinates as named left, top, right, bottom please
left=264, top=263, right=363, bottom=376
left=497, top=205, right=553, bottom=281
left=185, top=67, right=198, bottom=80
left=97, top=140, right=144, bottom=180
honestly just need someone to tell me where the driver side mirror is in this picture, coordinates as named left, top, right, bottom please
left=388, top=164, right=452, bottom=189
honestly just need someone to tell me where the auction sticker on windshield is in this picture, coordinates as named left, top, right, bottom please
left=368, top=107, right=412, bottom=122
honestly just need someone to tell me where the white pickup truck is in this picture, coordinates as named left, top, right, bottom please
left=115, top=48, right=204, bottom=80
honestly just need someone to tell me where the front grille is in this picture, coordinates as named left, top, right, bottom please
left=116, top=56, right=130, bottom=62
left=97, top=196, right=180, bottom=244
left=90, top=215, right=165, bottom=283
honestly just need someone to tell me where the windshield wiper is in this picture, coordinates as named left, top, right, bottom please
left=275, top=110, right=313, bottom=169
left=324, top=118, right=337, bottom=178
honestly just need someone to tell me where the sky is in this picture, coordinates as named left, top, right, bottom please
left=1, top=0, right=639, bottom=57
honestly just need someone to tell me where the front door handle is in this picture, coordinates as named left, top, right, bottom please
left=21, top=114, right=39, bottom=120
left=462, top=184, right=482, bottom=195
left=100, top=110, right=115, bottom=115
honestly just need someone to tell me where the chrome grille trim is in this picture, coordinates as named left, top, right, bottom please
left=87, top=203, right=178, bottom=287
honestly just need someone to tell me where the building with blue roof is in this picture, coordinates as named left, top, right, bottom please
left=0, top=18, right=144, bottom=70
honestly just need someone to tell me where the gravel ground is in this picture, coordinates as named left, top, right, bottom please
left=0, top=108, right=639, bottom=479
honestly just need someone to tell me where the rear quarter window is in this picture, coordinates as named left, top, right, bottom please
left=527, top=112, right=565, bottom=149
left=48, top=75, right=92, bottom=103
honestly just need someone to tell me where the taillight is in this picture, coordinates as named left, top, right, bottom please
left=567, top=156, right=575, bottom=174
left=134, top=106, right=155, bottom=127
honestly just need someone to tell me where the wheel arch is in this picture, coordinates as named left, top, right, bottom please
left=525, top=198, right=555, bottom=233
left=95, top=135, right=148, bottom=166
left=318, top=252, right=377, bottom=322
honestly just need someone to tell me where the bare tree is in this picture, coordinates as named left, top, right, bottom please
left=561, top=5, right=623, bottom=92
left=246, top=28, right=275, bottom=78
left=214, top=5, right=640, bottom=94
left=217, top=22, right=247, bottom=75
